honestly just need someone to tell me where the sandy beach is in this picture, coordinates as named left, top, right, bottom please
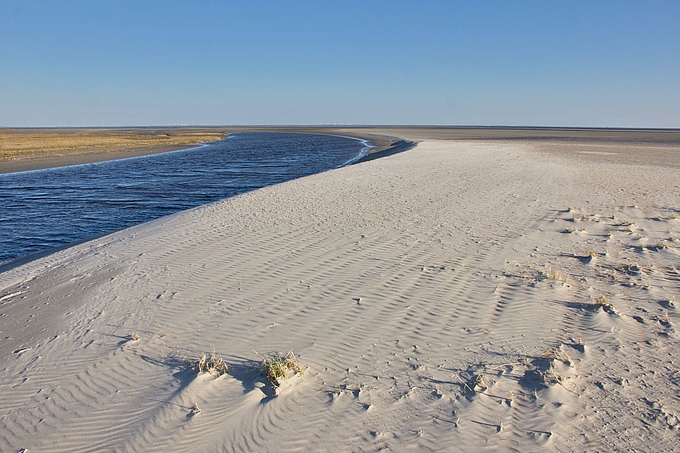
left=1, top=128, right=679, bottom=451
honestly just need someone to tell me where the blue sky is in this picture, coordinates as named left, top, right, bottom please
left=1, top=1, right=679, bottom=127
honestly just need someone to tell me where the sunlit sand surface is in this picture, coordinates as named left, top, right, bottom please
left=1, top=127, right=679, bottom=451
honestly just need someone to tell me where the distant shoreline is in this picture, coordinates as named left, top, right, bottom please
left=0, top=127, right=228, bottom=174
left=3, top=126, right=680, bottom=174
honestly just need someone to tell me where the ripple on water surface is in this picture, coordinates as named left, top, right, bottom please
left=0, top=132, right=370, bottom=263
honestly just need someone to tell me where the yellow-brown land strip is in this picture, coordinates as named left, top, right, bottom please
left=0, top=127, right=228, bottom=173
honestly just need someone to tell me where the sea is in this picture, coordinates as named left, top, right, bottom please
left=0, top=132, right=371, bottom=264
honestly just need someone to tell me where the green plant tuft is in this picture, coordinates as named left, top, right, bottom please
left=256, top=350, right=304, bottom=387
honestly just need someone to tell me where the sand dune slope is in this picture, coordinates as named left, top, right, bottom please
left=1, top=140, right=679, bottom=452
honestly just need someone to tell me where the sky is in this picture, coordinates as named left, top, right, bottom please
left=1, top=1, right=679, bottom=128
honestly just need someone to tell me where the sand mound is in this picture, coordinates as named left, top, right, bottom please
left=1, top=140, right=678, bottom=451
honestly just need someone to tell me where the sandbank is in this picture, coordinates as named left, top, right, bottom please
left=1, top=128, right=679, bottom=451
left=0, top=127, right=228, bottom=173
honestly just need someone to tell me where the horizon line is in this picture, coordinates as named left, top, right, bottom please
left=3, top=124, right=680, bottom=132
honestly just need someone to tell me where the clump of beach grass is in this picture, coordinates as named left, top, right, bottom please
left=473, top=372, right=488, bottom=392
left=661, top=310, right=671, bottom=324
left=594, top=295, right=611, bottom=307
left=541, top=265, right=568, bottom=285
left=664, top=294, right=676, bottom=308
left=542, top=347, right=573, bottom=366
left=574, top=338, right=586, bottom=353
left=542, top=364, right=580, bottom=395
left=507, top=391, right=514, bottom=407
left=193, top=349, right=229, bottom=377
left=189, top=403, right=202, bottom=417
left=593, top=295, right=617, bottom=314
left=256, top=350, right=304, bottom=388
left=651, top=240, right=676, bottom=250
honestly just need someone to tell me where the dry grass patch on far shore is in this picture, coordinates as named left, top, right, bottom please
left=0, top=129, right=226, bottom=161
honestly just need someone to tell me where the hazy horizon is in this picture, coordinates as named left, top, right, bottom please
left=5, top=124, right=680, bottom=131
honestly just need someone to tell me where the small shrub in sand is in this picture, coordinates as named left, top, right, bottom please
left=594, top=295, right=612, bottom=307
left=593, top=295, right=617, bottom=314
left=651, top=240, right=676, bottom=250
left=473, top=372, right=488, bottom=392
left=256, top=350, right=304, bottom=388
left=664, top=295, right=676, bottom=308
left=542, top=348, right=573, bottom=366
left=541, top=265, right=568, bottom=285
left=193, top=349, right=229, bottom=377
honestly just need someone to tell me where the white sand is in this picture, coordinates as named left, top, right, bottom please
left=1, top=138, right=679, bottom=451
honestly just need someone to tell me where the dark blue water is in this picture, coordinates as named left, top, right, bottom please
left=0, top=132, right=370, bottom=264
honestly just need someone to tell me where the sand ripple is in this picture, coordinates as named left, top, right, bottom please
left=1, top=139, right=679, bottom=451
